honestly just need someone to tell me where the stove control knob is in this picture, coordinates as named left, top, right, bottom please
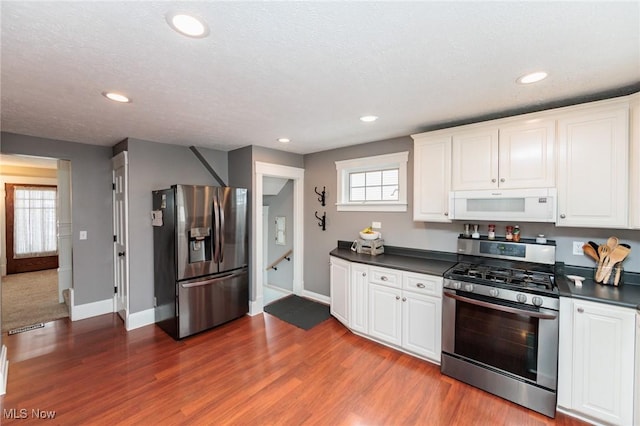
left=489, top=288, right=499, bottom=297
left=452, top=282, right=462, bottom=290
left=516, top=294, right=527, bottom=304
left=464, top=284, right=474, bottom=292
left=532, top=296, right=543, bottom=307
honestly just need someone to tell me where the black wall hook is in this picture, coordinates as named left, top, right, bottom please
left=314, top=186, right=326, bottom=206
left=315, top=211, right=326, bottom=231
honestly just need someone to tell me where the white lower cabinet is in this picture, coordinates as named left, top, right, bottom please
left=330, top=258, right=442, bottom=364
left=329, top=256, right=350, bottom=326
left=369, top=283, right=402, bottom=346
left=558, top=297, right=636, bottom=425
left=350, top=263, right=369, bottom=334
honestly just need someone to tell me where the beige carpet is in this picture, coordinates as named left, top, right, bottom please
left=2, top=269, right=69, bottom=333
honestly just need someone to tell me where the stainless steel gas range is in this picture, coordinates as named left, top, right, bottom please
left=441, top=237, right=559, bottom=418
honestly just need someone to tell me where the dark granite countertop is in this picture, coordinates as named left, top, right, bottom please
left=330, top=242, right=457, bottom=277
left=330, top=241, right=640, bottom=311
left=556, top=264, right=640, bottom=311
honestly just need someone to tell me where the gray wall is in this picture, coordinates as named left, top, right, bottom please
left=303, top=136, right=640, bottom=297
left=126, top=138, right=228, bottom=313
left=264, top=179, right=294, bottom=290
left=0, top=132, right=114, bottom=305
left=228, top=145, right=304, bottom=301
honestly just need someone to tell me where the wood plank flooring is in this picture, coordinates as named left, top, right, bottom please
left=0, top=313, right=587, bottom=425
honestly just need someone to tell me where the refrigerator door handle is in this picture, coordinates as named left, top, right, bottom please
left=180, top=270, right=247, bottom=289
left=212, top=195, right=221, bottom=263
left=219, top=196, right=225, bottom=263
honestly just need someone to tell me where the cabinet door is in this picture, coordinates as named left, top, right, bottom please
left=350, top=263, right=368, bottom=334
left=413, top=135, right=452, bottom=222
left=630, top=95, right=640, bottom=229
left=572, top=300, right=635, bottom=425
left=451, top=127, right=499, bottom=190
left=402, top=292, right=441, bottom=362
left=368, top=283, right=402, bottom=346
left=329, top=256, right=350, bottom=326
left=557, top=103, right=629, bottom=228
left=498, top=119, right=555, bottom=189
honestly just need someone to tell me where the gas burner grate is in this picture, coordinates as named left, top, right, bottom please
left=448, top=263, right=555, bottom=291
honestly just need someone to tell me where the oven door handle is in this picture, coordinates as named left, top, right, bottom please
left=444, top=292, right=557, bottom=320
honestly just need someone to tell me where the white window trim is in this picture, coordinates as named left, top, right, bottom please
left=335, top=151, right=408, bottom=212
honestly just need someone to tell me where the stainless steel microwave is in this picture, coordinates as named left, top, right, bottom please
left=449, top=188, right=557, bottom=222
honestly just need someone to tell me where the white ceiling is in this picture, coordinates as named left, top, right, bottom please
left=1, top=2, right=638, bottom=155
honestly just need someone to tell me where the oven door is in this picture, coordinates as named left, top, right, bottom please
left=442, top=288, right=558, bottom=391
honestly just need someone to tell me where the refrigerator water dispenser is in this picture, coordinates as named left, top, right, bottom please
left=189, top=227, right=211, bottom=263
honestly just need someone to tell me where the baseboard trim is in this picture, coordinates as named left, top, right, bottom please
left=125, top=309, right=155, bottom=331
left=0, top=344, right=8, bottom=395
left=71, top=297, right=113, bottom=322
left=249, top=298, right=263, bottom=316
left=301, top=290, right=330, bottom=305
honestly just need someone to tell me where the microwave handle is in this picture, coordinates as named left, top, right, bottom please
left=444, top=292, right=557, bottom=320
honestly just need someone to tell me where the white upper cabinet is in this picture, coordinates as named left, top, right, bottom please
left=556, top=101, right=629, bottom=228
left=498, top=119, right=555, bottom=189
left=630, top=94, right=640, bottom=229
left=412, top=134, right=452, bottom=222
left=450, top=120, right=555, bottom=191
left=451, top=126, right=499, bottom=190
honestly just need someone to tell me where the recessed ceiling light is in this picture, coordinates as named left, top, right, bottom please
left=277, top=138, right=291, bottom=143
left=517, top=71, right=548, bottom=84
left=166, top=12, right=209, bottom=38
left=360, top=115, right=378, bottom=122
left=102, top=92, right=131, bottom=103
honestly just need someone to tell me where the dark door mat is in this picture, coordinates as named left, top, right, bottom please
left=264, top=295, right=331, bottom=330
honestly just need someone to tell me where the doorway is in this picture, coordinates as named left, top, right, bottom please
left=262, top=178, right=294, bottom=306
left=253, top=162, right=304, bottom=314
left=0, top=154, right=72, bottom=333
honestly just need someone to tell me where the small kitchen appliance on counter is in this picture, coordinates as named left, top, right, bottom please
left=441, top=236, right=559, bottom=418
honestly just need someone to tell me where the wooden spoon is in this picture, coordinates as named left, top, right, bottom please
left=582, top=243, right=599, bottom=262
left=606, top=236, right=619, bottom=251
left=588, top=241, right=601, bottom=259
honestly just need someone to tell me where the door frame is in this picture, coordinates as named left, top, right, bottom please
left=112, top=151, right=130, bottom=323
left=252, top=162, right=304, bottom=315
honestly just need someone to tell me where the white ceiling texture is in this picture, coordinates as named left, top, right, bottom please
left=1, top=1, right=639, bottom=155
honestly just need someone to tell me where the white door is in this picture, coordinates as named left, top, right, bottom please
left=350, top=263, right=368, bottom=334
left=112, top=152, right=129, bottom=321
left=329, top=256, right=349, bottom=326
left=402, top=292, right=441, bottom=361
left=412, top=135, right=452, bottom=222
left=368, top=283, right=402, bottom=346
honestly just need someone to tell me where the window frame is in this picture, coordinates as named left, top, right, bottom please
left=335, top=151, right=408, bottom=212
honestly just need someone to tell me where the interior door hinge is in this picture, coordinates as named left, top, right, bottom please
left=114, top=286, right=118, bottom=294
left=113, top=235, right=117, bottom=242
left=112, top=182, right=116, bottom=190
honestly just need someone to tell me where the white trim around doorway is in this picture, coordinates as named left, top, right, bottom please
left=252, top=162, right=304, bottom=315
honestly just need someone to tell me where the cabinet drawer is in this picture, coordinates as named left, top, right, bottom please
left=369, top=267, right=401, bottom=288
left=403, top=272, right=442, bottom=297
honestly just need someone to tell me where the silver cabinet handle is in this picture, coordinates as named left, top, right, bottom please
left=491, top=178, right=497, bottom=183
left=560, top=214, right=566, bottom=219
left=402, top=297, right=407, bottom=302
left=395, top=295, right=400, bottom=300
left=577, top=307, right=584, bottom=313
left=362, top=272, right=366, bottom=277
left=416, top=283, right=425, bottom=288
left=500, top=178, right=505, bottom=182
left=381, top=276, right=388, bottom=281
left=444, top=212, right=449, bottom=216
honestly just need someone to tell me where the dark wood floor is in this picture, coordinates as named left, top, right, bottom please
left=0, top=313, right=586, bottom=425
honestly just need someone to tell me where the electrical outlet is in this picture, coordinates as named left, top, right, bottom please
left=572, top=241, right=584, bottom=255
left=372, top=221, right=381, bottom=229
left=79, top=231, right=88, bottom=240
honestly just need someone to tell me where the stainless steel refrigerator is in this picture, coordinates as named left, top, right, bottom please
left=153, top=184, right=248, bottom=339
